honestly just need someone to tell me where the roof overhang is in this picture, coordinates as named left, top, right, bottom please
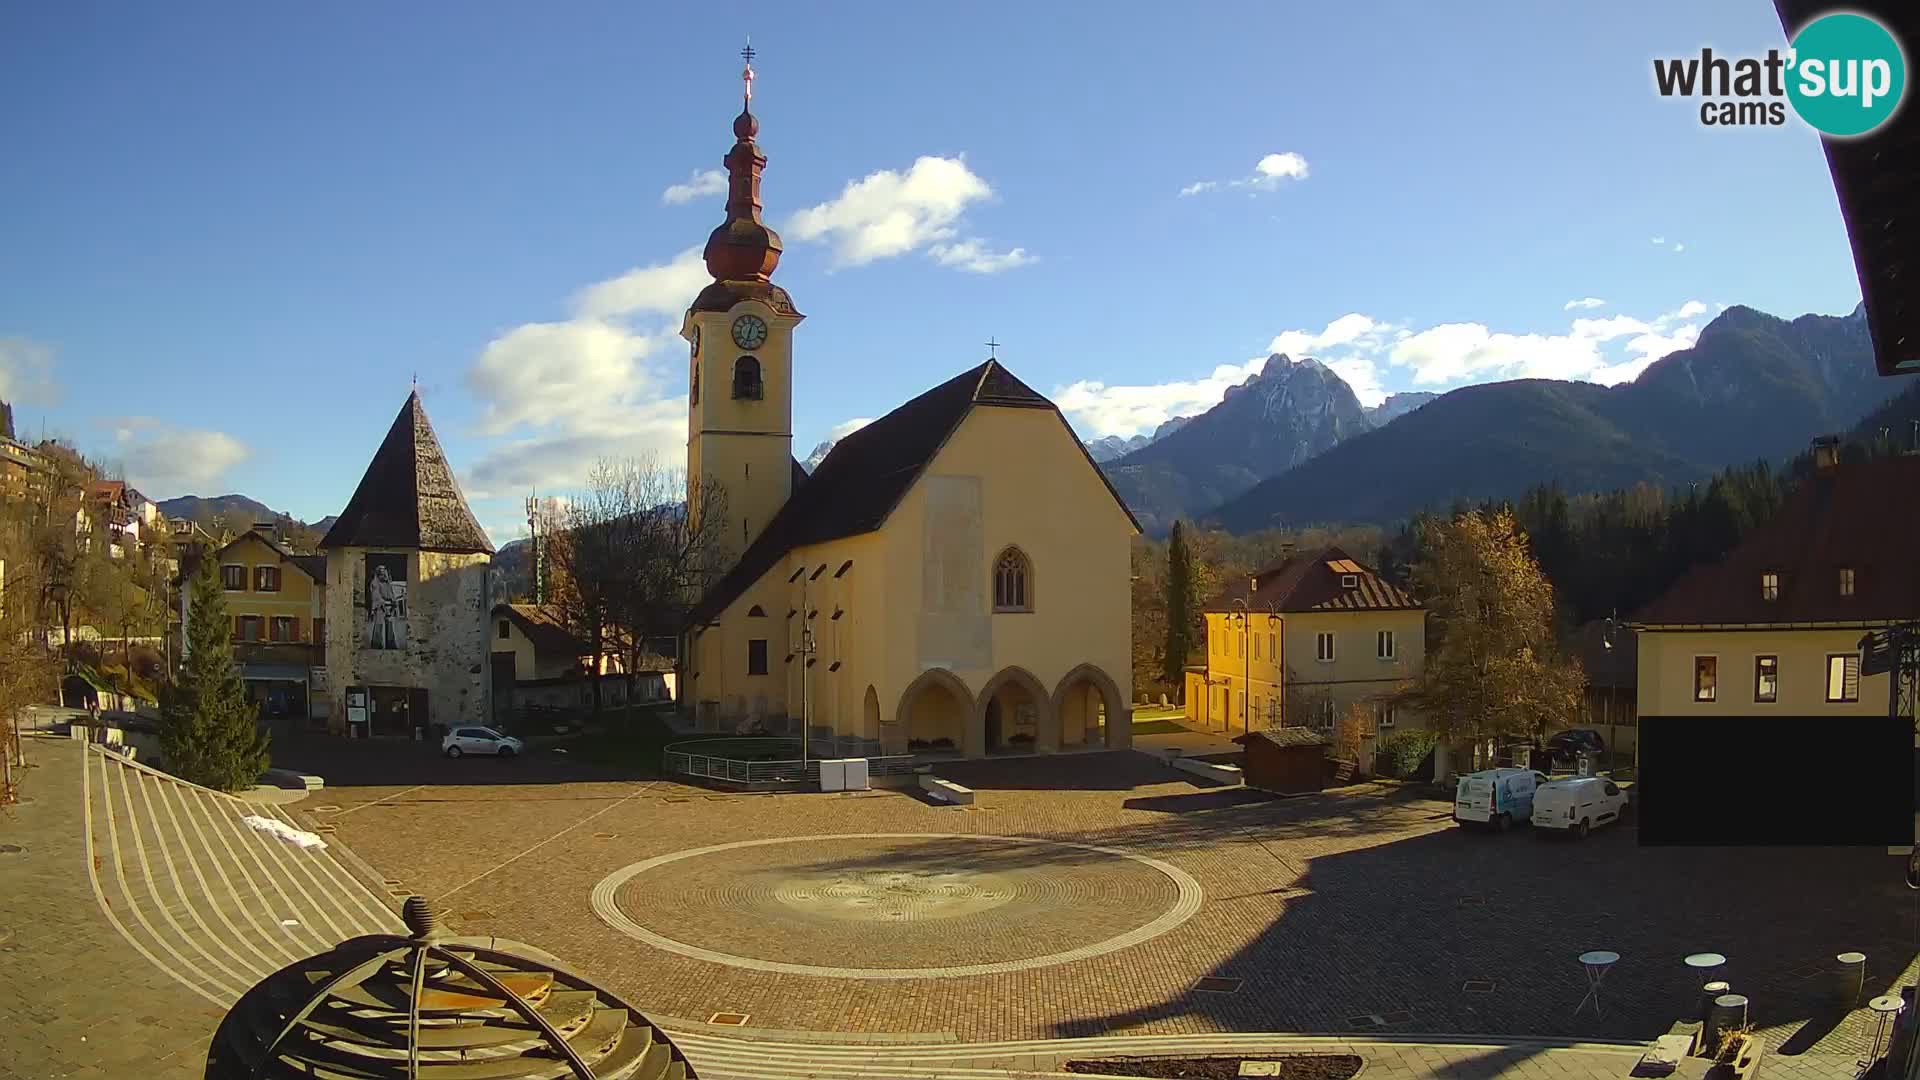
left=1774, top=0, right=1920, bottom=376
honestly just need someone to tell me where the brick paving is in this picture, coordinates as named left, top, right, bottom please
left=288, top=740, right=1920, bottom=1067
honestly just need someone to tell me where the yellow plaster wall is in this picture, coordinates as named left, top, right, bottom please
left=1637, top=627, right=1888, bottom=716
left=217, top=533, right=323, bottom=639
left=684, top=299, right=802, bottom=555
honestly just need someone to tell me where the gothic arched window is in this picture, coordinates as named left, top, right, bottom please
left=993, top=547, right=1032, bottom=612
left=732, top=356, right=763, bottom=400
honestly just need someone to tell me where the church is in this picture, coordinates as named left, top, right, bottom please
left=680, top=56, right=1139, bottom=758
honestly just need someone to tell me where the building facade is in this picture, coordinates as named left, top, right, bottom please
left=1634, top=450, right=1917, bottom=727
left=319, top=393, right=494, bottom=737
left=678, top=63, right=1138, bottom=759
left=1189, top=547, right=1425, bottom=765
left=197, top=528, right=327, bottom=727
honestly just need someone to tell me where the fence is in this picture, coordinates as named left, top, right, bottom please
left=662, top=737, right=917, bottom=789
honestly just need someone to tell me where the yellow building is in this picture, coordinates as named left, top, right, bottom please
left=1634, top=452, right=1913, bottom=724
left=680, top=65, right=1138, bottom=759
left=1189, top=546, right=1425, bottom=761
left=197, top=528, right=327, bottom=726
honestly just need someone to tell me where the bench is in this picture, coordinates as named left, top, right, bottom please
left=918, top=775, right=974, bottom=805
left=1171, top=757, right=1243, bottom=786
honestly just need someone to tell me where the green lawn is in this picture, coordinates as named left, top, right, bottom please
left=1130, top=718, right=1189, bottom=735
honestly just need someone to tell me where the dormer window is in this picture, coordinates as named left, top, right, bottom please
left=732, top=356, right=763, bottom=400
left=1838, top=567, right=1855, bottom=597
left=1340, top=574, right=1358, bottom=589
left=1760, top=571, right=1780, bottom=601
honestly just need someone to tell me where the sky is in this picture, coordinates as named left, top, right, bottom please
left=0, top=1, right=1869, bottom=544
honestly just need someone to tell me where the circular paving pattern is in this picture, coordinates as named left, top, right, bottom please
left=591, top=833, right=1204, bottom=979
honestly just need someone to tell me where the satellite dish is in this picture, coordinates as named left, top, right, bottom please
left=1908, top=848, right=1919, bottom=891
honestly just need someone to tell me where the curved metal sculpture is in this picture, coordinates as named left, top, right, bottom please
left=205, top=896, right=696, bottom=1079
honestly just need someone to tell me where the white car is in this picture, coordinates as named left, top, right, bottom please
left=1531, top=777, right=1628, bottom=838
left=441, top=726, right=523, bottom=759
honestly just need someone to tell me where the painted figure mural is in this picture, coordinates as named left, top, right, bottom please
left=365, top=553, right=409, bottom=650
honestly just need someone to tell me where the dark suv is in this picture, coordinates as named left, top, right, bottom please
left=1546, top=728, right=1606, bottom=765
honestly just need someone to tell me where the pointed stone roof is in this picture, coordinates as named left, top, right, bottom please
left=320, top=392, right=493, bottom=554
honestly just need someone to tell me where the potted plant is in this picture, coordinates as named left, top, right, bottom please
left=1706, top=1025, right=1762, bottom=1079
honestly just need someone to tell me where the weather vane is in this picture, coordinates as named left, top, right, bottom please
left=985, top=337, right=1001, bottom=359
left=741, top=39, right=755, bottom=104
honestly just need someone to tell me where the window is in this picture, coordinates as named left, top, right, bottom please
left=1693, top=656, right=1717, bottom=702
left=1753, top=655, right=1778, bottom=703
left=1374, top=701, right=1397, bottom=729
left=498, top=620, right=510, bottom=639
left=690, top=359, right=700, bottom=404
left=1267, top=632, right=1275, bottom=661
left=1839, top=567, right=1856, bottom=597
left=270, top=616, right=297, bottom=643
left=1340, top=573, right=1358, bottom=589
left=747, top=638, right=768, bottom=676
left=1827, top=653, right=1861, bottom=703
left=1252, top=635, right=1260, bottom=661
left=993, top=547, right=1032, bottom=612
left=1376, top=629, right=1396, bottom=660
left=732, top=356, right=763, bottom=400
left=1237, top=635, right=1243, bottom=659
left=255, top=565, right=281, bottom=592
left=221, top=564, right=246, bottom=591
left=1760, top=571, right=1779, bottom=601
left=236, top=616, right=263, bottom=642
left=747, top=605, right=767, bottom=617
left=1315, top=632, right=1335, bottom=662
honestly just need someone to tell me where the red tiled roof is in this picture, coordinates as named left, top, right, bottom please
left=1204, top=545, right=1420, bottom=613
left=1635, top=455, right=1920, bottom=626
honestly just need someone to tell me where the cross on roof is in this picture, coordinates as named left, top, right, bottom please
left=985, top=337, right=1001, bottom=359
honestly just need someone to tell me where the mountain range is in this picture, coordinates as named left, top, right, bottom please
left=156, top=494, right=335, bottom=539
left=1196, top=303, right=1892, bottom=533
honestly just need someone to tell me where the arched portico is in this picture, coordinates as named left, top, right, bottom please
left=1052, top=663, right=1130, bottom=750
left=972, top=666, right=1053, bottom=757
left=896, top=668, right=972, bottom=755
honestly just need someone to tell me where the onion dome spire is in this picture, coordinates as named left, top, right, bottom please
left=704, top=41, right=783, bottom=283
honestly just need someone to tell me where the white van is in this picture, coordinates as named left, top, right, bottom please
left=1531, top=777, right=1628, bottom=839
left=1453, top=768, right=1545, bottom=831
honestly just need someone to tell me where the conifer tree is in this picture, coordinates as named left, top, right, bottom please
left=1161, top=520, right=1193, bottom=688
left=159, top=557, right=269, bottom=791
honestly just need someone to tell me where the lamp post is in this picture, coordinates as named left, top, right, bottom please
left=1229, top=596, right=1281, bottom=737
left=791, top=565, right=817, bottom=768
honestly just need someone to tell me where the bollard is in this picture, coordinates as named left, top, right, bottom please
left=1834, top=952, right=1868, bottom=1009
left=1705, top=993, right=1749, bottom=1053
left=1698, top=980, right=1732, bottom=1022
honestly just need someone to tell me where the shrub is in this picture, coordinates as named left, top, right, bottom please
left=1376, top=728, right=1437, bottom=779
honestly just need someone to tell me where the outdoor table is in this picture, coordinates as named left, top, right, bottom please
left=1865, top=994, right=1905, bottom=1071
left=1577, top=950, right=1620, bottom=1016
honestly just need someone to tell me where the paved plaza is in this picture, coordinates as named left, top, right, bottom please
left=5, top=733, right=1913, bottom=1078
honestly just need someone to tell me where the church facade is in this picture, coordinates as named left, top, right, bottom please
left=680, top=61, right=1138, bottom=758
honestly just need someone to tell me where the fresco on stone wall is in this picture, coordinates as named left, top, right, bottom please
left=364, top=553, right=409, bottom=650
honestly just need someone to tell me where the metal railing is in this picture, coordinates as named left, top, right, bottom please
left=662, top=737, right=918, bottom=789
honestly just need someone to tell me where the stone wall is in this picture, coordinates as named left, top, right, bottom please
left=321, top=547, right=492, bottom=733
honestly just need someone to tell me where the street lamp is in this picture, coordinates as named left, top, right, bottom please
left=1228, top=595, right=1280, bottom=737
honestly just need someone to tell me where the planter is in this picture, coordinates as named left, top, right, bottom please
left=1704, top=1034, right=1763, bottom=1080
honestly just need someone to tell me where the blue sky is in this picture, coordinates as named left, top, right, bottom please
left=0, top=1, right=1867, bottom=542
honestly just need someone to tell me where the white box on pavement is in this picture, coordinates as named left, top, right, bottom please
left=818, top=758, right=847, bottom=792
left=841, top=758, right=869, bottom=791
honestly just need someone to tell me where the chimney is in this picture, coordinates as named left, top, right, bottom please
left=1280, top=541, right=1296, bottom=561
left=1811, top=435, right=1841, bottom=470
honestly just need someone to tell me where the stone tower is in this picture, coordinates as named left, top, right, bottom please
left=681, top=47, right=805, bottom=557
left=318, top=392, right=494, bottom=737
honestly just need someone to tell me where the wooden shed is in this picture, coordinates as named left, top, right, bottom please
left=1233, top=727, right=1330, bottom=795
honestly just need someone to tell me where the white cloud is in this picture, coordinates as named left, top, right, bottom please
left=1652, top=300, right=1707, bottom=328
left=1672, top=243, right=1685, bottom=253
left=661, top=169, right=728, bottom=205
left=929, top=239, right=1033, bottom=274
left=786, top=156, right=1017, bottom=270
left=572, top=246, right=708, bottom=320
left=1267, top=312, right=1383, bottom=357
left=1325, top=356, right=1386, bottom=408
left=1181, top=151, right=1311, bottom=196
left=1053, top=357, right=1269, bottom=439
left=1563, top=297, right=1606, bottom=311
left=97, top=417, right=250, bottom=497
left=1650, top=236, right=1665, bottom=245
left=825, top=417, right=873, bottom=441
left=1570, top=315, right=1652, bottom=342
left=0, top=336, right=61, bottom=406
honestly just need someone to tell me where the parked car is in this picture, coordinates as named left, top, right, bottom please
left=1546, top=728, right=1606, bottom=765
left=1531, top=776, right=1628, bottom=838
left=1453, top=768, right=1548, bottom=831
left=442, top=726, right=524, bottom=759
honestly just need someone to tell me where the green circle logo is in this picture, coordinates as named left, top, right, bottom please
left=1787, top=12, right=1907, bottom=137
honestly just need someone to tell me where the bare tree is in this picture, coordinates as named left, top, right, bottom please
left=547, top=459, right=731, bottom=721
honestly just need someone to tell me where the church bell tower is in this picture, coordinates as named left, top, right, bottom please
left=683, top=45, right=804, bottom=558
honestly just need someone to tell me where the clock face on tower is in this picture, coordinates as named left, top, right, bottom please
left=731, top=314, right=769, bottom=350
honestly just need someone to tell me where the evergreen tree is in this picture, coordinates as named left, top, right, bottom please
left=159, top=557, right=269, bottom=791
left=1161, top=520, right=1192, bottom=688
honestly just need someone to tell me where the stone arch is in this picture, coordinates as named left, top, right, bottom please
left=1052, top=663, right=1130, bottom=750
left=862, top=685, right=881, bottom=742
left=973, top=666, right=1053, bottom=757
left=896, top=668, right=972, bottom=755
